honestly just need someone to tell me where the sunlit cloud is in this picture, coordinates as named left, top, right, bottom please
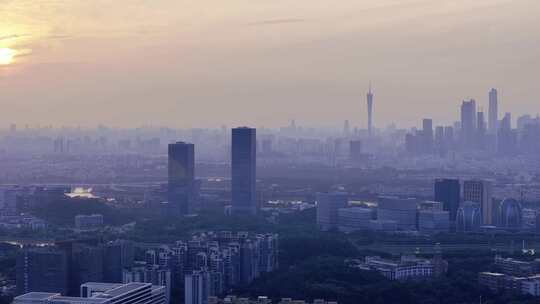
left=0, top=34, right=29, bottom=41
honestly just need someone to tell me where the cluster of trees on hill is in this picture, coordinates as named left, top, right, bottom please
left=31, top=197, right=135, bottom=227
left=236, top=239, right=540, bottom=304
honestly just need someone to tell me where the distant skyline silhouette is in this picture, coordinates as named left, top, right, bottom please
left=1, top=0, right=539, bottom=128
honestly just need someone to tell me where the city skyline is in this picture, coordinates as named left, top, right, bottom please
left=2, top=2, right=540, bottom=303
left=1, top=1, right=539, bottom=128
left=0, top=86, right=535, bottom=132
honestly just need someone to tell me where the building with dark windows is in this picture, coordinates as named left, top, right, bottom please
left=168, top=142, right=196, bottom=216
left=103, top=240, right=135, bottom=284
left=16, top=247, right=69, bottom=295
left=231, top=127, right=257, bottom=215
left=377, top=196, right=418, bottom=231
left=434, top=179, right=460, bottom=222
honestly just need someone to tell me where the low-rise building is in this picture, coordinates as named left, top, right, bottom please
left=479, top=272, right=540, bottom=297
left=337, top=207, right=372, bottom=232
left=479, top=255, right=540, bottom=297
left=377, top=197, right=418, bottom=231
left=478, top=272, right=507, bottom=291
left=369, top=219, right=397, bottom=231
left=522, top=276, right=540, bottom=296
left=13, top=282, right=167, bottom=304
left=208, top=296, right=337, bottom=304
left=494, top=255, right=540, bottom=277
left=350, top=254, right=447, bottom=281
left=418, top=210, right=450, bottom=232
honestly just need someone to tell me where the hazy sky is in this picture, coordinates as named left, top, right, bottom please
left=1, top=0, right=539, bottom=129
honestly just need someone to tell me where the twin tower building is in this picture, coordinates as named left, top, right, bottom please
left=168, top=127, right=257, bottom=216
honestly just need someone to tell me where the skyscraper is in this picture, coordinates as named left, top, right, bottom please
left=497, top=112, right=517, bottom=156
left=168, top=142, right=195, bottom=216
left=231, top=127, right=257, bottom=215
left=476, top=111, right=486, bottom=149
left=343, top=120, right=350, bottom=137
left=367, top=85, right=374, bottom=136
left=434, top=179, right=460, bottom=222
left=349, top=140, right=362, bottom=162
left=434, top=126, right=446, bottom=155
left=463, top=180, right=493, bottom=225
left=443, top=126, right=454, bottom=148
left=460, top=99, right=476, bottom=148
left=422, top=118, right=433, bottom=153
left=488, top=88, right=498, bottom=133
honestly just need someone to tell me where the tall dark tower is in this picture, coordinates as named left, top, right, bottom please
left=367, top=84, right=374, bottom=136
left=231, top=127, right=257, bottom=215
left=168, top=142, right=195, bottom=215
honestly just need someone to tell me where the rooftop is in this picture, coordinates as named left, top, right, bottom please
left=14, top=292, right=60, bottom=301
left=47, top=296, right=110, bottom=304
left=91, top=282, right=150, bottom=298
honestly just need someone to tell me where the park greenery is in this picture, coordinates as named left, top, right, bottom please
left=6, top=199, right=540, bottom=303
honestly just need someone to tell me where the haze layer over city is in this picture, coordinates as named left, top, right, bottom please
left=1, top=2, right=540, bottom=304
left=1, top=0, right=540, bottom=127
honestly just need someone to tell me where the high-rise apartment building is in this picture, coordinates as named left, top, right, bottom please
left=16, top=247, right=69, bottom=295
left=103, top=240, right=135, bottom=283
left=185, top=270, right=210, bottom=304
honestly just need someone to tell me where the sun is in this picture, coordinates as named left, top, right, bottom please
left=0, top=48, right=16, bottom=65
